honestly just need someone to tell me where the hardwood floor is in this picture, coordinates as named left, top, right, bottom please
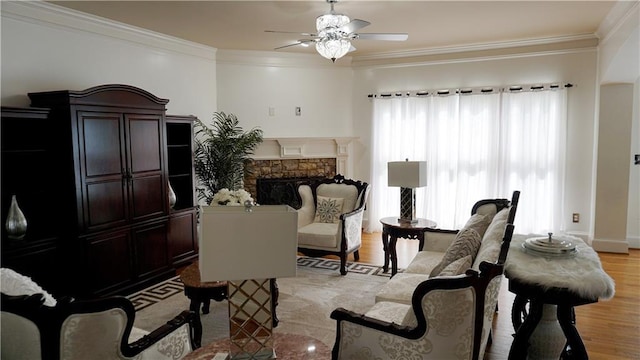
left=344, top=232, right=640, bottom=360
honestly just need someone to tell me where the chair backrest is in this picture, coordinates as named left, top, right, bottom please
left=1, top=293, right=139, bottom=360
left=305, top=174, right=369, bottom=214
left=1, top=293, right=47, bottom=360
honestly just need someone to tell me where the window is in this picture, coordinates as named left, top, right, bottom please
left=368, top=87, right=567, bottom=234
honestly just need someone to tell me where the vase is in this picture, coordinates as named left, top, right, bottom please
left=5, top=195, right=27, bottom=240
left=168, top=182, right=177, bottom=209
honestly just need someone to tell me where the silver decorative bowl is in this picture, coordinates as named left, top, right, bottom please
left=522, top=233, right=578, bottom=257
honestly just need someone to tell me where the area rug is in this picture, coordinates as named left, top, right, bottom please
left=130, top=257, right=396, bottom=347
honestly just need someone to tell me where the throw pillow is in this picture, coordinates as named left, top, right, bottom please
left=0, top=268, right=57, bottom=306
left=462, top=213, right=491, bottom=238
left=314, top=196, right=344, bottom=223
left=438, top=255, right=472, bottom=277
left=429, top=228, right=482, bottom=278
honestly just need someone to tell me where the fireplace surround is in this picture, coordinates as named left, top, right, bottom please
left=243, top=137, right=355, bottom=205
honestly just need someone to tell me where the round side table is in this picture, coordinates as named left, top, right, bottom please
left=179, top=261, right=227, bottom=347
left=380, top=217, right=437, bottom=276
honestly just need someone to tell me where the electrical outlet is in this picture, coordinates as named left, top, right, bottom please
left=572, top=213, right=580, bottom=223
left=295, top=107, right=301, bottom=116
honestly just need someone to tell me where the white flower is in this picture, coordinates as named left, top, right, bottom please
left=212, top=188, right=254, bottom=206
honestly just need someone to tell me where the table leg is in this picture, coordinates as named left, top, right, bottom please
left=557, top=305, right=588, bottom=359
left=201, top=299, right=211, bottom=314
left=186, top=291, right=204, bottom=348
left=382, top=228, right=390, bottom=273
left=417, top=231, right=425, bottom=251
left=508, top=298, right=544, bottom=360
left=390, top=236, right=399, bottom=276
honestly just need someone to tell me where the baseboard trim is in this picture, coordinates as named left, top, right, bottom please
left=627, top=236, right=640, bottom=249
left=592, top=238, right=630, bottom=253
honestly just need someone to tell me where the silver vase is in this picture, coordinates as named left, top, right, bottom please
left=6, top=195, right=27, bottom=240
left=168, top=182, right=177, bottom=209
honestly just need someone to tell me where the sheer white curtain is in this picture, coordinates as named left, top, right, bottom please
left=367, top=88, right=567, bottom=234
left=499, top=89, right=568, bottom=233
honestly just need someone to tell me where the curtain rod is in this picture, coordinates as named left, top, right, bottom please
left=367, top=83, right=574, bottom=98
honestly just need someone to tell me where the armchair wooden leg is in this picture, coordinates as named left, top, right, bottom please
left=340, top=254, right=348, bottom=275
left=354, top=250, right=360, bottom=261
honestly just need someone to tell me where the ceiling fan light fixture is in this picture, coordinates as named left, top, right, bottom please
left=315, top=37, right=351, bottom=62
left=316, top=13, right=350, bottom=32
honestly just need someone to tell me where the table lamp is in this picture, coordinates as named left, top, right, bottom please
left=199, top=203, right=298, bottom=359
left=388, top=160, right=427, bottom=223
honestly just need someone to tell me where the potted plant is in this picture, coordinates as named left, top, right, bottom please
left=194, top=112, right=263, bottom=205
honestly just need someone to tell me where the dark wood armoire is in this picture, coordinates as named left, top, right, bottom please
left=1, top=84, right=198, bottom=298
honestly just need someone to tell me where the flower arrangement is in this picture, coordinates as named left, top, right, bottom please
left=211, top=188, right=254, bottom=206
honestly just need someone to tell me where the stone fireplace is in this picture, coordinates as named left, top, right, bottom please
left=243, top=137, right=356, bottom=206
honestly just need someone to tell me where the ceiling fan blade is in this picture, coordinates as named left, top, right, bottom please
left=274, top=42, right=305, bottom=50
left=274, top=39, right=316, bottom=50
left=265, top=30, right=318, bottom=37
left=355, top=33, right=409, bottom=41
left=338, top=19, right=370, bottom=34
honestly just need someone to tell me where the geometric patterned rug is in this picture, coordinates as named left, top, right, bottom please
left=127, top=256, right=398, bottom=311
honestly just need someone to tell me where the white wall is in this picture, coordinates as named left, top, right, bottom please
left=596, top=1, right=639, bottom=251
left=215, top=50, right=353, bottom=138
left=1, top=2, right=217, bottom=121
left=351, top=50, right=599, bottom=236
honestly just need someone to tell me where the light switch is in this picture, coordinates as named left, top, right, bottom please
left=295, top=107, right=301, bottom=116
left=268, top=107, right=275, bottom=116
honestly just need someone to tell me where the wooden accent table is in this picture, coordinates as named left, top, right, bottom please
left=179, top=261, right=227, bottom=347
left=380, top=217, right=437, bottom=276
left=183, top=333, right=331, bottom=360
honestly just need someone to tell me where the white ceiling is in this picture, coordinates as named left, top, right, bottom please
left=49, top=1, right=619, bottom=58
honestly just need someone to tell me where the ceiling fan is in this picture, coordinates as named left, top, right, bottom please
left=266, top=0, right=408, bottom=62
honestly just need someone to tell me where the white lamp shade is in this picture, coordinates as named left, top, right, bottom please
left=199, top=205, right=298, bottom=282
left=388, top=161, right=427, bottom=188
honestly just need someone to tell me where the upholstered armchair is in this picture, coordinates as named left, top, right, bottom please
left=330, top=224, right=515, bottom=360
left=1, top=268, right=197, bottom=360
left=297, top=174, right=370, bottom=275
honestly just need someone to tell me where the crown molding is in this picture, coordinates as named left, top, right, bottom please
left=352, top=34, right=598, bottom=64
left=351, top=35, right=599, bottom=68
left=216, top=49, right=352, bottom=68
left=1, top=1, right=217, bottom=61
left=596, top=0, right=639, bottom=43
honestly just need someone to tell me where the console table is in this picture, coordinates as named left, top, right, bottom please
left=505, top=235, right=615, bottom=360
left=380, top=217, right=437, bottom=276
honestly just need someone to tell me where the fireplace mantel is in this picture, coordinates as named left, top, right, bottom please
left=253, top=137, right=357, bottom=176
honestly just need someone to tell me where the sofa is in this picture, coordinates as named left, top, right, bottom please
left=1, top=268, right=197, bottom=360
left=330, top=191, right=519, bottom=360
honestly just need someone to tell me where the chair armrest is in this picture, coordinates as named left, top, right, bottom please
left=340, top=203, right=365, bottom=220
left=340, top=206, right=365, bottom=250
left=129, top=310, right=198, bottom=353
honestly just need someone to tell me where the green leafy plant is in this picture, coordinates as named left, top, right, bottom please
left=194, top=112, right=263, bottom=205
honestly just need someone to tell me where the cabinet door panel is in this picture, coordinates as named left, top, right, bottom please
left=168, top=210, right=197, bottom=265
left=127, top=116, right=162, bottom=173
left=81, top=113, right=124, bottom=177
left=130, top=174, right=165, bottom=220
left=78, top=111, right=128, bottom=230
left=86, top=181, right=128, bottom=228
left=133, top=222, right=169, bottom=278
left=86, top=230, right=133, bottom=295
